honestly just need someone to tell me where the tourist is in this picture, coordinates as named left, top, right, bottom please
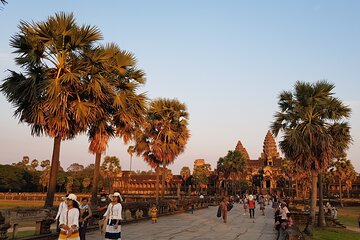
left=272, top=194, right=278, bottom=210
left=220, top=196, right=229, bottom=223
left=79, top=197, right=92, bottom=240
left=243, top=195, right=249, bottom=215
left=248, top=195, right=256, bottom=219
left=58, top=194, right=80, bottom=240
left=150, top=203, right=158, bottom=223
left=280, top=202, right=290, bottom=224
left=331, top=206, right=338, bottom=219
left=103, top=192, right=122, bottom=240
left=259, top=195, right=265, bottom=216
left=56, top=194, right=69, bottom=233
left=97, top=194, right=110, bottom=235
left=278, top=213, right=294, bottom=240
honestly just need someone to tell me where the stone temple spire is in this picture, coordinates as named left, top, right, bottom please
left=260, top=131, right=280, bottom=165
left=235, top=141, right=250, bottom=160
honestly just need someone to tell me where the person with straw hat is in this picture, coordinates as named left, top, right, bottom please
left=58, top=193, right=80, bottom=240
left=103, top=192, right=122, bottom=240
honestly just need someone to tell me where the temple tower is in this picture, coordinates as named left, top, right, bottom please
left=260, top=130, right=280, bottom=166
left=235, top=141, right=250, bottom=160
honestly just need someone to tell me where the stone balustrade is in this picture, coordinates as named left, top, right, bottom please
left=0, top=197, right=216, bottom=240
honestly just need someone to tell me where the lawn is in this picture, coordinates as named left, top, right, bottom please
left=307, top=227, right=360, bottom=240
left=337, top=206, right=360, bottom=229
left=0, top=200, right=59, bottom=209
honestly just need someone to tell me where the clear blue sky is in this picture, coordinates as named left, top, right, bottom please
left=0, top=1, right=359, bottom=173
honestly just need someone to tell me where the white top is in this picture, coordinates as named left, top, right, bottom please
left=281, top=206, right=290, bottom=220
left=59, top=208, right=80, bottom=228
left=104, top=203, right=122, bottom=221
left=56, top=201, right=68, bottom=220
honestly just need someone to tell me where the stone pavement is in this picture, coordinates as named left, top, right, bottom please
left=87, top=203, right=277, bottom=240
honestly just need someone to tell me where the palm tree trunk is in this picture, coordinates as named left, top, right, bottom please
left=318, top=173, right=326, bottom=227
left=91, top=152, right=101, bottom=205
left=156, top=166, right=159, bottom=203
left=304, top=172, right=318, bottom=235
left=347, top=186, right=350, bottom=198
left=44, top=137, right=61, bottom=208
left=339, top=180, right=343, bottom=207
left=296, top=179, right=299, bottom=199
left=161, top=164, right=166, bottom=199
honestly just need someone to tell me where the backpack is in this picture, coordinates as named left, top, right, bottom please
left=216, top=205, right=222, bottom=217
left=227, top=202, right=233, bottom=211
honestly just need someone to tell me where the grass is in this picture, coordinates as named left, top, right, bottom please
left=337, top=206, right=360, bottom=229
left=305, top=227, right=360, bottom=240
left=0, top=200, right=59, bottom=209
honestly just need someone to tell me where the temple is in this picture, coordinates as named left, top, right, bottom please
left=240, top=130, right=283, bottom=193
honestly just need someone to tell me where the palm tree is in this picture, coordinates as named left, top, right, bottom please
left=1, top=12, right=103, bottom=207
left=87, top=44, right=147, bottom=203
left=135, top=98, right=190, bottom=200
left=127, top=145, right=135, bottom=192
left=271, top=80, right=351, bottom=233
left=217, top=150, right=247, bottom=195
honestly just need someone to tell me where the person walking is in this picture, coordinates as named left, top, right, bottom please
left=220, top=196, right=229, bottom=223
left=58, top=194, right=80, bottom=240
left=79, top=197, right=92, bottom=240
left=248, top=195, right=256, bottom=220
left=243, top=195, right=249, bottom=215
left=259, top=195, right=265, bottom=216
left=97, top=194, right=110, bottom=235
left=56, top=194, right=69, bottom=233
left=103, top=192, right=122, bottom=240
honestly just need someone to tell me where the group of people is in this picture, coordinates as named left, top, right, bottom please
left=55, top=192, right=123, bottom=240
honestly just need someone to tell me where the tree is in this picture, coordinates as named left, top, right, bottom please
left=67, top=163, right=85, bottom=173
left=180, top=166, right=191, bottom=180
left=217, top=150, right=247, bottom=195
left=271, top=80, right=351, bottom=233
left=101, top=156, right=121, bottom=193
left=127, top=146, right=135, bottom=191
left=30, top=159, right=39, bottom=171
left=135, top=98, right=190, bottom=200
left=192, top=164, right=211, bottom=193
left=40, top=160, right=50, bottom=170
left=88, top=44, right=147, bottom=204
left=1, top=12, right=103, bottom=207
left=82, top=177, right=91, bottom=193
left=331, top=158, right=356, bottom=206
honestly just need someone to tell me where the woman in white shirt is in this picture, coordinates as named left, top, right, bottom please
left=103, top=192, right=123, bottom=240
left=58, top=194, right=80, bottom=240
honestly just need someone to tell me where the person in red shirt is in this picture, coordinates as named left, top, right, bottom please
left=248, top=195, right=256, bottom=219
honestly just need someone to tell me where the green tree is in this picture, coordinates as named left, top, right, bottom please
left=271, top=80, right=351, bottom=233
left=1, top=12, right=103, bottom=207
left=101, top=156, right=121, bottom=193
left=217, top=150, right=247, bottom=195
left=331, top=158, right=356, bottom=206
left=193, top=164, right=211, bottom=193
left=180, top=166, right=191, bottom=180
left=30, top=159, right=39, bottom=171
left=135, top=98, right=190, bottom=200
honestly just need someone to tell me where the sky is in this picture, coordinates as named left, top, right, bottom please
left=0, top=1, right=359, bottom=174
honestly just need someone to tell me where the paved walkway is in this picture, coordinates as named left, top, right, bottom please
left=88, top=203, right=277, bottom=240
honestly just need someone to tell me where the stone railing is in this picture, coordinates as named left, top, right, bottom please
left=0, top=208, right=56, bottom=240
left=0, top=197, right=216, bottom=240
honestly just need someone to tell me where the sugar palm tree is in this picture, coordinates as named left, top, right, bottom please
left=87, top=44, right=147, bottom=203
left=1, top=12, right=102, bottom=207
left=127, top=145, right=135, bottom=192
left=135, top=98, right=190, bottom=200
left=271, top=80, right=351, bottom=233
